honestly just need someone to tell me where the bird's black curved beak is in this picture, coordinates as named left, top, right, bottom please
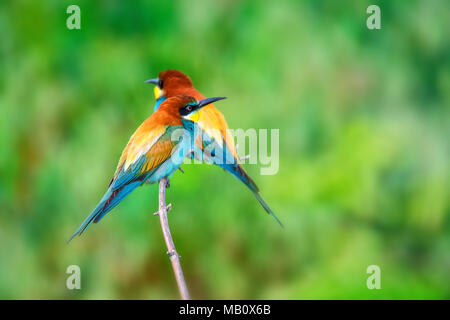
left=145, top=78, right=160, bottom=86
left=198, top=97, right=227, bottom=109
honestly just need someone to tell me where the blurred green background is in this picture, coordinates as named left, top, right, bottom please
left=0, top=0, right=449, bottom=299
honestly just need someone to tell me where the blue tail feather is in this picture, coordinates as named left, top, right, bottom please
left=67, top=180, right=142, bottom=243
left=209, top=143, right=283, bottom=227
left=196, top=132, right=283, bottom=227
left=218, top=161, right=283, bottom=227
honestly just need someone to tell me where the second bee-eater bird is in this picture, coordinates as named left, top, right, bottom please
left=146, top=70, right=283, bottom=227
left=68, top=95, right=226, bottom=243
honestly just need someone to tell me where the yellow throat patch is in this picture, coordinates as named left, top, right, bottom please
left=154, top=86, right=163, bottom=100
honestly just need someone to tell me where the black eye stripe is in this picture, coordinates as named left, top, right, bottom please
left=179, top=104, right=196, bottom=116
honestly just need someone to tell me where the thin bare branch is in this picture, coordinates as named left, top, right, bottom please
left=157, top=177, right=190, bottom=300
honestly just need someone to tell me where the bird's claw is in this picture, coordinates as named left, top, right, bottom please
left=235, top=144, right=250, bottom=162
left=239, top=154, right=250, bottom=162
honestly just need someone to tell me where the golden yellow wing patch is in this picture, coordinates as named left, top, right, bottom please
left=113, top=122, right=167, bottom=179
left=141, top=137, right=177, bottom=174
left=197, top=105, right=239, bottom=160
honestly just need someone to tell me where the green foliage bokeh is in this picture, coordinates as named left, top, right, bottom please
left=0, top=0, right=449, bottom=299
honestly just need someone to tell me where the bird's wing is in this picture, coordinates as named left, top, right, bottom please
left=68, top=123, right=183, bottom=242
left=111, top=122, right=183, bottom=190
left=212, top=108, right=239, bottom=160
left=197, top=105, right=239, bottom=160
left=194, top=110, right=284, bottom=228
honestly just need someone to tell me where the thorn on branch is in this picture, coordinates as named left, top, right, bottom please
left=153, top=203, right=172, bottom=215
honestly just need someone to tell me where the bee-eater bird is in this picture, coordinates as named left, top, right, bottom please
left=145, top=70, right=283, bottom=227
left=68, top=95, right=226, bottom=243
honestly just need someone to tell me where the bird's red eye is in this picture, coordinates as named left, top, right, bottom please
left=186, top=106, right=192, bottom=112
